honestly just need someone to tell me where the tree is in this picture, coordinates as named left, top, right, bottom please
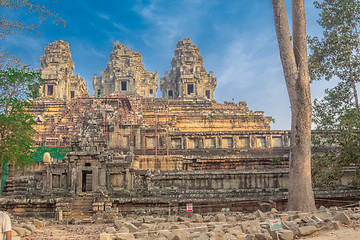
left=0, top=67, right=42, bottom=169
left=1, top=0, right=66, bottom=40
left=1, top=0, right=66, bottom=69
left=308, top=0, right=360, bottom=109
left=309, top=0, right=360, bottom=188
left=312, top=81, right=360, bottom=187
left=271, top=0, right=316, bottom=211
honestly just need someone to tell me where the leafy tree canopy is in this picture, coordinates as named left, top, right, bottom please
left=309, top=0, right=360, bottom=187
left=0, top=67, right=42, bottom=169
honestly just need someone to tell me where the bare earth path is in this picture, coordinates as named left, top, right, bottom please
left=302, top=227, right=360, bottom=239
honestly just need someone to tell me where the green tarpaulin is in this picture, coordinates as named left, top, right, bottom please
left=31, top=146, right=72, bottom=162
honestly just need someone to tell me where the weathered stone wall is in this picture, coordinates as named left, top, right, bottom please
left=161, top=38, right=217, bottom=99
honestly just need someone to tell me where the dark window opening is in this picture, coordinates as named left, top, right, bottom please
left=187, top=84, right=194, bottom=95
left=168, top=90, right=173, bottom=99
left=97, top=89, right=101, bottom=97
left=121, top=81, right=127, bottom=91
left=205, top=90, right=210, bottom=99
left=70, top=91, right=75, bottom=99
left=85, top=163, right=91, bottom=166
left=149, top=89, right=153, bottom=97
left=47, top=85, right=54, bottom=96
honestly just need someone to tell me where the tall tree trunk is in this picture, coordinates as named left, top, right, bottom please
left=272, top=0, right=316, bottom=211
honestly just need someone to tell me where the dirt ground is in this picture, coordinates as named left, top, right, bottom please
left=301, top=227, right=360, bottom=239
left=20, top=222, right=360, bottom=240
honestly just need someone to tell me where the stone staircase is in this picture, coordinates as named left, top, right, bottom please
left=69, top=196, right=94, bottom=222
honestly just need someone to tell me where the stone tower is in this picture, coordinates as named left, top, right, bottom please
left=40, top=40, right=89, bottom=100
left=92, top=41, right=158, bottom=97
left=160, top=38, right=217, bottom=99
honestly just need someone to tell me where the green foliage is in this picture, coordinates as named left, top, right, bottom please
left=0, top=67, right=42, bottom=170
left=309, top=0, right=360, bottom=188
left=271, top=158, right=281, bottom=165
left=312, top=81, right=360, bottom=187
left=308, top=0, right=360, bottom=107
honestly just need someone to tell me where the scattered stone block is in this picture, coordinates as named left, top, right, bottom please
left=115, top=232, right=135, bottom=240
left=124, top=222, right=139, bottom=232
left=142, top=215, right=154, bottom=223
left=254, top=232, right=272, bottom=240
left=334, top=212, right=351, bottom=225
left=21, top=223, right=36, bottom=233
left=12, top=227, right=31, bottom=237
left=118, top=226, right=130, bottom=233
left=278, top=229, right=294, bottom=240
left=254, top=210, right=266, bottom=219
left=216, top=213, right=226, bottom=222
left=33, top=219, right=45, bottom=228
left=173, top=231, right=190, bottom=240
left=99, top=232, right=114, bottom=240
left=298, top=225, right=317, bottom=236
left=192, top=214, right=203, bottom=223
left=240, top=220, right=261, bottom=234
left=222, top=233, right=238, bottom=240
left=331, top=221, right=341, bottom=230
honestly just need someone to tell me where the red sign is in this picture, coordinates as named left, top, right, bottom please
left=186, top=203, right=193, bottom=212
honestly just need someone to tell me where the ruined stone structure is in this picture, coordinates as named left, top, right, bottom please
left=161, top=38, right=217, bottom=99
left=4, top=39, right=359, bottom=220
left=93, top=41, right=158, bottom=98
left=40, top=40, right=89, bottom=100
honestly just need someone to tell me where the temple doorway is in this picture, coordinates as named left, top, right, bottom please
left=82, top=170, right=92, bottom=192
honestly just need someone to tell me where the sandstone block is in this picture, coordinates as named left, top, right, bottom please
left=296, top=212, right=309, bottom=219
left=99, top=233, right=114, bottom=240
left=143, top=215, right=154, bottom=223
left=334, top=212, right=351, bottom=225
left=254, top=209, right=266, bottom=219
left=216, top=213, right=226, bottom=222
left=328, top=220, right=341, bottom=230
left=254, top=233, right=272, bottom=240
left=33, top=219, right=45, bottom=228
left=114, top=219, right=123, bottom=229
left=276, top=213, right=290, bottom=221
left=12, top=226, right=31, bottom=237
left=221, top=233, right=238, bottom=240
left=227, top=226, right=243, bottom=235
left=173, top=232, right=190, bottom=240
left=204, top=215, right=216, bottom=222
left=139, top=223, right=155, bottom=231
left=124, top=222, right=139, bottom=232
left=115, top=232, right=135, bottom=240
left=105, top=227, right=116, bottom=234
left=240, top=220, right=261, bottom=234
left=282, top=221, right=299, bottom=236
left=118, top=226, right=130, bottom=233
left=192, top=214, right=203, bottom=223
left=278, top=229, right=294, bottom=240
left=298, top=225, right=317, bottom=236
left=314, top=210, right=332, bottom=221
left=22, top=223, right=36, bottom=233
left=198, top=233, right=210, bottom=240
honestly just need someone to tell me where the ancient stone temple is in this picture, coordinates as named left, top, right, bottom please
left=40, top=40, right=88, bottom=100
left=160, top=38, right=217, bottom=99
left=92, top=41, right=158, bottom=97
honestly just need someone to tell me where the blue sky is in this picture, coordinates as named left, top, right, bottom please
left=1, top=0, right=336, bottom=130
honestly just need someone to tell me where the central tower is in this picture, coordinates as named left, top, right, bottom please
left=93, top=41, right=158, bottom=97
